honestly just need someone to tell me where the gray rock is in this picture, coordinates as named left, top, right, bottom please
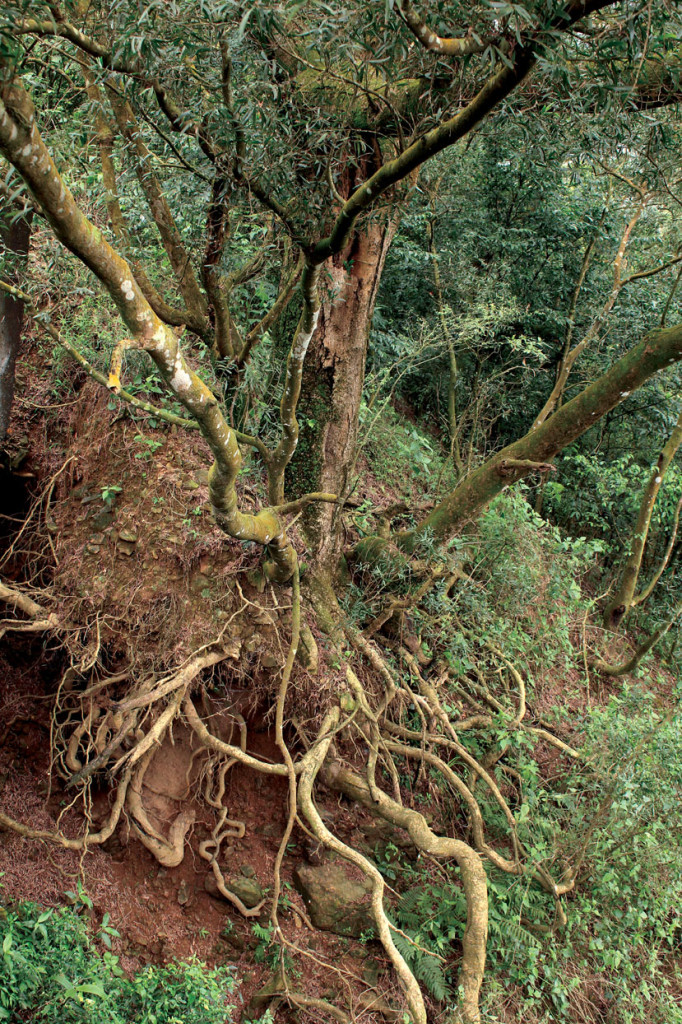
left=293, top=860, right=373, bottom=938
left=248, top=970, right=285, bottom=1013
left=90, top=509, right=115, bottom=531
left=204, top=871, right=264, bottom=909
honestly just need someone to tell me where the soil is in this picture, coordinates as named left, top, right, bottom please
left=0, top=647, right=394, bottom=1022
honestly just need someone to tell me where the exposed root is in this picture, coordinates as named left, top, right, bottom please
left=0, top=581, right=60, bottom=639
left=0, top=769, right=131, bottom=850
left=298, top=708, right=429, bottom=1024
left=323, top=757, right=488, bottom=1024
left=197, top=749, right=264, bottom=919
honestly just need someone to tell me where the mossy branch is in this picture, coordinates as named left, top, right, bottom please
left=0, top=78, right=299, bottom=582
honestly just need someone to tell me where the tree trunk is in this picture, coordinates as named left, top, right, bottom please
left=291, top=217, right=397, bottom=571
left=398, top=319, right=682, bottom=552
left=0, top=203, right=32, bottom=442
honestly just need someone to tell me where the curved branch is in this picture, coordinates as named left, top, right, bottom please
left=0, top=78, right=299, bottom=582
left=396, top=0, right=488, bottom=56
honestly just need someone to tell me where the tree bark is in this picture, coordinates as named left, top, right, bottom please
left=0, top=200, right=32, bottom=442
left=292, top=217, right=398, bottom=570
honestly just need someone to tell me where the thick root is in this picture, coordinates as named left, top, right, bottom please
left=299, top=709, right=429, bottom=1024
left=323, top=757, right=488, bottom=1024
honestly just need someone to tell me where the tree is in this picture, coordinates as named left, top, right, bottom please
left=1, top=3, right=682, bottom=1022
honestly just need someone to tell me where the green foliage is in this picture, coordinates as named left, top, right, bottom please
left=360, top=403, right=446, bottom=491
left=0, top=900, right=238, bottom=1024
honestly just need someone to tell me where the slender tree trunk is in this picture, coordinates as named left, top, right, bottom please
left=292, top=217, right=398, bottom=571
left=0, top=202, right=32, bottom=442
left=427, top=216, right=463, bottom=476
left=604, top=408, right=682, bottom=630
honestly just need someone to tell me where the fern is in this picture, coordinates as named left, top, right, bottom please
left=390, top=923, right=451, bottom=1002
left=415, top=954, right=450, bottom=1003
left=489, top=916, right=541, bottom=948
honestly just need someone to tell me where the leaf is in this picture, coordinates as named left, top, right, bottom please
left=78, top=982, right=106, bottom=998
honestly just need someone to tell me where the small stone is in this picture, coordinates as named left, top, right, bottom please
left=190, top=573, right=212, bottom=595
left=253, top=609, right=275, bottom=625
left=246, top=568, right=266, bottom=593
left=240, top=864, right=256, bottom=879
left=85, top=543, right=101, bottom=555
left=221, top=929, right=246, bottom=952
left=254, top=823, right=278, bottom=838
left=116, top=540, right=136, bottom=556
left=261, top=653, right=279, bottom=669
left=181, top=479, right=200, bottom=491
left=248, top=970, right=285, bottom=1014
left=177, top=880, right=190, bottom=906
left=195, top=468, right=210, bottom=486
left=118, top=529, right=137, bottom=543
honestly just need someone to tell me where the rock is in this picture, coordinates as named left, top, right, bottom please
left=90, top=509, right=115, bottom=531
left=177, top=880, right=190, bottom=906
left=358, top=991, right=404, bottom=1022
left=359, top=820, right=418, bottom=861
left=248, top=970, right=285, bottom=1014
left=240, top=864, right=256, bottom=878
left=204, top=871, right=264, bottom=909
left=293, top=860, right=373, bottom=938
left=118, top=529, right=137, bottom=543
left=116, top=540, right=136, bottom=556
left=181, top=478, right=200, bottom=491
left=195, top=468, right=210, bottom=486
left=261, top=653, right=279, bottom=669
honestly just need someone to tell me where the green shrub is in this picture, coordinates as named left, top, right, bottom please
left=0, top=900, right=237, bottom=1024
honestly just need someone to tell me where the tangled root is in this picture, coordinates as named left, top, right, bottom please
left=0, top=576, right=587, bottom=1024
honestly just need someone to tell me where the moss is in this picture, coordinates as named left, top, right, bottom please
left=285, top=381, right=330, bottom=499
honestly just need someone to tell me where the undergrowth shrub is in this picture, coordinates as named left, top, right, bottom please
left=0, top=899, right=238, bottom=1024
left=360, top=403, right=447, bottom=493
left=383, top=685, right=682, bottom=1024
